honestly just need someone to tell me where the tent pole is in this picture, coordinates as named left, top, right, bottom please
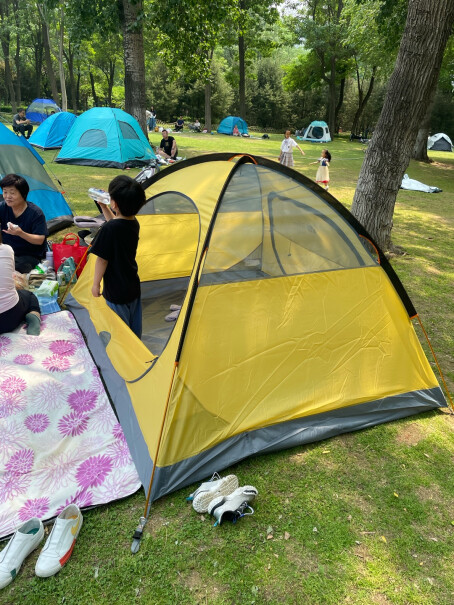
left=131, top=361, right=179, bottom=553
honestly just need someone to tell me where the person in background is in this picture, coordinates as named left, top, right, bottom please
left=279, top=130, right=305, bottom=167
left=147, top=107, right=156, bottom=132
left=310, top=149, right=331, bottom=191
left=174, top=116, right=184, bottom=132
left=12, top=109, right=33, bottom=138
left=91, top=175, right=146, bottom=339
left=157, top=129, right=178, bottom=161
left=0, top=174, right=47, bottom=273
left=232, top=124, right=240, bottom=136
left=194, top=118, right=201, bottom=132
left=0, top=231, right=41, bottom=335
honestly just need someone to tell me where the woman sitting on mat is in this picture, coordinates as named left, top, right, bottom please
left=0, top=231, right=41, bottom=335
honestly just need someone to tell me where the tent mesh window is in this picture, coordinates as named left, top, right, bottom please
left=78, top=129, right=108, bottom=148
left=200, top=164, right=378, bottom=285
left=119, top=121, right=140, bottom=140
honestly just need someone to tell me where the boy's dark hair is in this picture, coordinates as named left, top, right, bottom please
left=0, top=173, right=29, bottom=200
left=17, top=108, right=25, bottom=113
left=108, top=175, right=146, bottom=216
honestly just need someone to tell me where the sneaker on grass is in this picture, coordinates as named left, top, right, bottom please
left=0, top=518, right=44, bottom=588
left=189, top=473, right=239, bottom=514
left=35, top=504, right=83, bottom=578
left=207, top=486, right=258, bottom=525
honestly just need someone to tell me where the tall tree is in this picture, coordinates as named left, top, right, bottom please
left=121, top=0, right=146, bottom=132
left=0, top=0, right=17, bottom=110
left=150, top=0, right=238, bottom=130
left=351, top=0, right=454, bottom=251
left=295, top=0, right=349, bottom=135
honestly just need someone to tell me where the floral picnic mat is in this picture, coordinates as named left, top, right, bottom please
left=0, top=311, right=141, bottom=538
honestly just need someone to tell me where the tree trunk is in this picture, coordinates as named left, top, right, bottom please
left=1, top=39, right=16, bottom=110
left=89, top=71, right=99, bottom=106
left=351, top=66, right=376, bottom=137
left=412, top=85, right=437, bottom=162
left=238, top=0, right=246, bottom=119
left=0, top=0, right=16, bottom=111
left=122, top=0, right=147, bottom=134
left=204, top=80, right=212, bottom=132
left=14, top=29, right=20, bottom=104
left=58, top=7, right=67, bottom=111
left=326, top=54, right=336, bottom=136
left=64, top=43, right=77, bottom=112
left=335, top=77, right=345, bottom=133
left=351, top=0, right=454, bottom=252
left=33, top=27, right=43, bottom=98
left=41, top=20, right=59, bottom=104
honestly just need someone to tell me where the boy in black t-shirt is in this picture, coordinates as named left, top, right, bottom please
left=91, top=175, right=146, bottom=338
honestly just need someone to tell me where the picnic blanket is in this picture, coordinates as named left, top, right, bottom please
left=0, top=311, right=141, bottom=539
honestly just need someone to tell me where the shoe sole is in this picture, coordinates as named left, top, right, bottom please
left=192, top=475, right=239, bottom=513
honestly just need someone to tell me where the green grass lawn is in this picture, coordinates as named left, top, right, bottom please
left=1, top=129, right=453, bottom=605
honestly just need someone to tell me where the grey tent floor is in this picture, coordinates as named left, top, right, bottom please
left=141, top=289, right=186, bottom=356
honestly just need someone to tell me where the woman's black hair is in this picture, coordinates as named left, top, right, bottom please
left=0, top=173, right=29, bottom=200
left=323, top=150, right=332, bottom=162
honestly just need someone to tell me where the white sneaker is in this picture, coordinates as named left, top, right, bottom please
left=35, top=504, right=83, bottom=578
left=0, top=518, right=44, bottom=588
left=208, top=486, right=258, bottom=525
left=165, top=309, right=180, bottom=322
left=191, top=474, right=239, bottom=513
left=169, top=304, right=182, bottom=311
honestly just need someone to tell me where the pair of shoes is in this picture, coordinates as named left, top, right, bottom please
left=0, top=504, right=82, bottom=586
left=188, top=474, right=258, bottom=525
left=189, top=473, right=239, bottom=513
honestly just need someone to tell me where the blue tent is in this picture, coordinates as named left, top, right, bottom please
left=300, top=120, right=331, bottom=143
left=29, top=112, right=77, bottom=150
left=0, top=123, right=73, bottom=233
left=56, top=107, right=156, bottom=168
left=26, top=99, right=61, bottom=124
left=217, top=116, right=248, bottom=136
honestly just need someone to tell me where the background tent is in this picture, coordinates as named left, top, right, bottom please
left=66, top=153, right=446, bottom=512
left=300, top=120, right=331, bottom=143
left=217, top=116, right=248, bottom=135
left=26, top=98, right=61, bottom=124
left=29, top=111, right=77, bottom=150
left=427, top=133, right=453, bottom=151
left=56, top=107, right=156, bottom=168
left=0, top=123, right=73, bottom=233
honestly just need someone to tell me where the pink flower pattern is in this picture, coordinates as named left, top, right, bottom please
left=49, top=340, right=76, bottom=357
left=0, top=335, right=11, bottom=357
left=5, top=449, right=34, bottom=475
left=1, top=376, right=27, bottom=394
left=18, top=497, right=50, bottom=521
left=42, top=354, right=71, bottom=373
left=13, top=354, right=35, bottom=365
left=0, top=391, right=26, bottom=419
left=76, top=455, right=113, bottom=489
left=24, top=414, right=50, bottom=433
left=0, top=311, right=139, bottom=539
left=68, top=390, right=97, bottom=413
left=58, top=411, right=89, bottom=437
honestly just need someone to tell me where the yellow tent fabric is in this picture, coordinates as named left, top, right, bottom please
left=67, top=153, right=446, bottom=506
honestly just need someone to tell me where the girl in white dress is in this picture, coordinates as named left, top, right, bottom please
left=310, top=149, right=331, bottom=190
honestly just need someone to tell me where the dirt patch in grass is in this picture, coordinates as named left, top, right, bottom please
left=415, top=483, right=443, bottom=503
left=178, top=568, right=224, bottom=603
left=353, top=542, right=373, bottom=563
left=395, top=423, right=424, bottom=446
left=284, top=540, right=320, bottom=575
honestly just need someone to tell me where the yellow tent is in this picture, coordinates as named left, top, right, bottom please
left=67, top=153, right=446, bottom=513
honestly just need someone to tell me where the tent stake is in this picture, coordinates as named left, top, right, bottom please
left=131, top=516, right=147, bottom=554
